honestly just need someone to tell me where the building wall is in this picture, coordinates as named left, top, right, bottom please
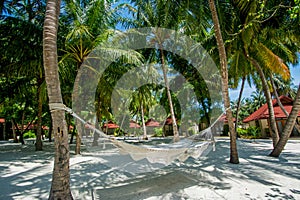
left=260, top=119, right=269, bottom=138
left=248, top=119, right=268, bottom=138
left=247, top=117, right=300, bottom=138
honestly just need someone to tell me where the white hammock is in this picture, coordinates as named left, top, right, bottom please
left=49, top=103, right=218, bottom=165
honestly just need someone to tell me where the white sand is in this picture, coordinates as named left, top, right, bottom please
left=0, top=138, right=300, bottom=200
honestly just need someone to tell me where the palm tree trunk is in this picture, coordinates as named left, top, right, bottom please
left=20, top=110, right=25, bottom=145
left=11, top=119, right=18, bottom=143
left=248, top=57, right=279, bottom=147
left=35, top=81, right=43, bottom=151
left=270, top=84, right=300, bottom=157
left=75, top=124, right=82, bottom=154
left=159, top=48, right=179, bottom=142
left=3, top=121, right=6, bottom=140
left=73, top=67, right=82, bottom=155
left=209, top=0, right=239, bottom=164
left=270, top=75, right=300, bottom=133
left=141, top=103, right=147, bottom=140
left=43, top=0, right=73, bottom=198
left=48, top=120, right=52, bottom=142
left=200, top=98, right=211, bottom=127
left=235, top=76, right=245, bottom=133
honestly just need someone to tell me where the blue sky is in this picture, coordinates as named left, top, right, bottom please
left=229, top=63, right=300, bottom=100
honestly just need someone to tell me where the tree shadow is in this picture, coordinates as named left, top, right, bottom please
left=1, top=139, right=300, bottom=199
left=81, top=138, right=300, bottom=200
left=0, top=143, right=53, bottom=199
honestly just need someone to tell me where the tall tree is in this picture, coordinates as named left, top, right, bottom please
left=43, top=0, right=73, bottom=198
left=209, top=0, right=239, bottom=164
left=128, top=0, right=184, bottom=141
left=59, top=0, right=115, bottom=155
left=224, top=0, right=299, bottom=147
left=0, top=0, right=46, bottom=150
left=270, top=84, right=300, bottom=157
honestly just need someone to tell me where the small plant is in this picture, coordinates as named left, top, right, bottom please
left=247, top=126, right=261, bottom=139
left=153, top=127, right=163, bottom=137
left=23, top=130, right=36, bottom=139
left=237, top=126, right=261, bottom=139
left=237, top=127, right=248, bottom=138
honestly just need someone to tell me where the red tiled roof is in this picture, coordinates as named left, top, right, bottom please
left=145, top=118, right=160, bottom=127
left=0, top=118, right=5, bottom=123
left=129, top=120, right=140, bottom=128
left=243, top=96, right=298, bottom=123
left=102, top=121, right=119, bottom=129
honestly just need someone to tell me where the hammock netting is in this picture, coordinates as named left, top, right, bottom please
left=50, top=103, right=221, bottom=166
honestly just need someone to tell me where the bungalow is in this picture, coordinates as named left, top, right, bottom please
left=128, top=120, right=140, bottom=136
left=102, top=120, right=119, bottom=135
left=243, top=96, right=300, bottom=138
left=145, top=118, right=160, bottom=135
left=129, top=120, right=141, bottom=129
left=162, top=116, right=179, bottom=136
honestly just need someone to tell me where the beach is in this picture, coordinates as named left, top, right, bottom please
left=0, top=138, right=299, bottom=200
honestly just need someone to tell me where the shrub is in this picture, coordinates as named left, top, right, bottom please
left=247, top=126, right=261, bottom=139
left=23, top=130, right=36, bottom=139
left=237, top=126, right=261, bottom=139
left=153, top=128, right=163, bottom=137
left=237, top=127, right=248, bottom=137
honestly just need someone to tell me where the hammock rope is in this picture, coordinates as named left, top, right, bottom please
left=49, top=103, right=221, bottom=165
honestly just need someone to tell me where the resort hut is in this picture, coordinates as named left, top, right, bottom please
left=145, top=118, right=160, bottom=135
left=243, top=95, right=300, bottom=138
left=128, top=120, right=141, bottom=136
left=162, top=116, right=179, bottom=136
left=129, top=120, right=141, bottom=128
left=102, top=120, right=119, bottom=135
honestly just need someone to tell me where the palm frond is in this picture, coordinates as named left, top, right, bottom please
left=255, top=43, right=290, bottom=81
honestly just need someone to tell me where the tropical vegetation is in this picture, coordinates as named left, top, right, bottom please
left=0, top=0, right=299, bottom=198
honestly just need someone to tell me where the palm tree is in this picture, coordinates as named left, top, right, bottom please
left=59, top=0, right=117, bottom=154
left=127, top=0, right=187, bottom=141
left=208, top=0, right=239, bottom=164
left=0, top=0, right=47, bottom=150
left=129, top=84, right=158, bottom=139
left=270, top=84, right=300, bottom=157
left=222, top=0, right=299, bottom=147
left=43, top=0, right=73, bottom=198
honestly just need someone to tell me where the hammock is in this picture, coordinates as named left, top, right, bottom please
left=49, top=103, right=220, bottom=165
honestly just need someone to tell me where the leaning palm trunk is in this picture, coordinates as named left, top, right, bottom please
left=160, top=47, right=179, bottom=142
left=270, top=76, right=300, bottom=133
left=270, top=85, right=300, bottom=157
left=159, top=48, right=179, bottom=142
left=209, top=0, right=239, bottom=164
left=43, top=0, right=73, bottom=198
left=73, top=67, right=82, bottom=154
left=248, top=57, right=279, bottom=147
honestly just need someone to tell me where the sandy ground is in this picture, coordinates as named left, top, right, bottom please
left=0, top=138, right=299, bottom=200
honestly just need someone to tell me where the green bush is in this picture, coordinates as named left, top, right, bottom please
left=247, top=126, right=261, bottom=139
left=237, top=127, right=248, bottom=137
left=23, top=130, right=36, bottom=139
left=237, top=126, right=261, bottom=139
left=153, top=128, right=163, bottom=137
